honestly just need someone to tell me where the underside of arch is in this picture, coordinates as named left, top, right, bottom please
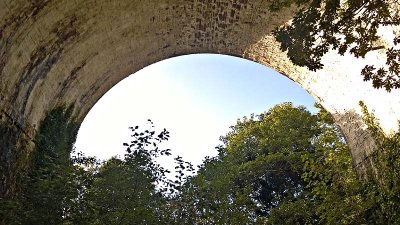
left=1, top=0, right=400, bottom=195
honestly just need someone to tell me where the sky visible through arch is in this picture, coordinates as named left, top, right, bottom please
left=75, top=54, right=317, bottom=171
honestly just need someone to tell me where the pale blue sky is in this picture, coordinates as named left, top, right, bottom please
left=75, top=54, right=317, bottom=169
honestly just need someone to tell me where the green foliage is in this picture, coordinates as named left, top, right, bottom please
left=170, top=155, right=260, bottom=224
left=267, top=199, right=318, bottom=225
left=302, top=105, right=370, bottom=225
left=224, top=103, right=319, bottom=159
left=3, top=102, right=400, bottom=225
left=87, top=158, right=161, bottom=225
left=0, top=106, right=82, bottom=225
left=179, top=102, right=400, bottom=225
left=25, top=106, right=82, bottom=224
left=223, top=103, right=319, bottom=215
left=85, top=120, right=189, bottom=225
left=302, top=102, right=400, bottom=225
left=274, top=0, right=400, bottom=91
left=0, top=114, right=193, bottom=225
left=169, top=103, right=331, bottom=224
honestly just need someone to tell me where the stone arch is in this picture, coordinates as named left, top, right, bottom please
left=1, top=0, right=400, bottom=194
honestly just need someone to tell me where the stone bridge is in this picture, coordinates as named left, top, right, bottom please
left=1, top=0, right=399, bottom=195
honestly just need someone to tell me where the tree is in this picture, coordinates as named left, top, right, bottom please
left=85, top=120, right=176, bottom=225
left=274, top=0, right=400, bottom=91
left=87, top=158, right=162, bottom=225
left=302, top=106, right=370, bottom=225
left=175, top=103, right=338, bottom=224
left=222, top=103, right=320, bottom=216
left=171, top=152, right=259, bottom=224
left=0, top=115, right=196, bottom=225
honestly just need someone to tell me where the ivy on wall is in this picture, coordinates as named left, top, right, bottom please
left=359, top=102, right=400, bottom=224
left=0, top=105, right=80, bottom=225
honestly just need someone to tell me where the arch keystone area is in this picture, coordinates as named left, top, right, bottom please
left=1, top=0, right=400, bottom=195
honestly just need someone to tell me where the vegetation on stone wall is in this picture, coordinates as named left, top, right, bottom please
left=358, top=101, right=400, bottom=224
left=299, top=101, right=400, bottom=225
left=0, top=105, right=81, bottom=225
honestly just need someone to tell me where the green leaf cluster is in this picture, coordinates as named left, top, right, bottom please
left=274, top=0, right=400, bottom=91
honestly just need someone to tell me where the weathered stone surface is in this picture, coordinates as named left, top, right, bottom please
left=0, top=0, right=399, bottom=192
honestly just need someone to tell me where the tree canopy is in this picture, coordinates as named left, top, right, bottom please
left=1, top=103, right=400, bottom=224
left=166, top=103, right=346, bottom=224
